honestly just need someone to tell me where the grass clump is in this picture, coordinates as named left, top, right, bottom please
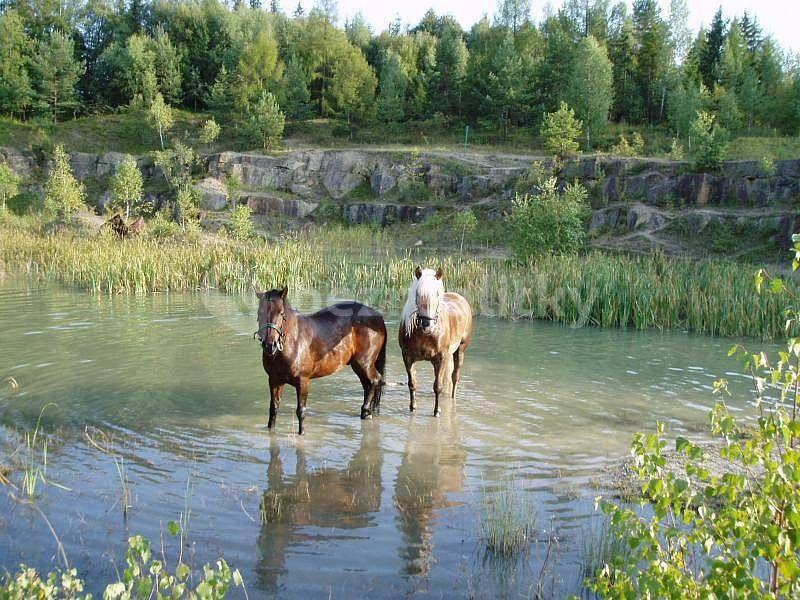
left=480, top=479, right=536, bottom=556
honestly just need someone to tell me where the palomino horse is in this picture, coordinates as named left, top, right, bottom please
left=398, top=267, right=473, bottom=416
left=255, top=287, right=387, bottom=435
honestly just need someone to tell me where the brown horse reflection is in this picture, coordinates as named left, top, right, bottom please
left=256, top=424, right=384, bottom=592
left=394, top=398, right=467, bottom=576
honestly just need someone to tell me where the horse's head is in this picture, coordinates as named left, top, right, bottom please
left=414, top=266, right=444, bottom=333
left=255, top=286, right=288, bottom=356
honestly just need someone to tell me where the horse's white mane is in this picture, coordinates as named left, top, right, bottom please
left=402, top=268, right=444, bottom=336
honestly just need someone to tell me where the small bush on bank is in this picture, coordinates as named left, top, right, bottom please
left=508, top=177, right=589, bottom=260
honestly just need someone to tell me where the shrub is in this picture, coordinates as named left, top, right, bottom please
left=508, top=177, right=589, bottom=260
left=611, top=132, right=645, bottom=157
left=453, top=209, right=477, bottom=254
left=109, top=154, right=143, bottom=218
left=175, top=185, right=199, bottom=224
left=246, top=91, right=285, bottom=150
left=147, top=212, right=182, bottom=239
left=541, top=102, right=582, bottom=158
left=0, top=163, right=21, bottom=212
left=44, top=145, right=86, bottom=220
left=589, top=236, right=800, bottom=598
left=689, top=111, right=727, bottom=171
left=199, top=118, right=221, bottom=146
left=227, top=204, right=254, bottom=240
left=668, top=138, right=685, bottom=160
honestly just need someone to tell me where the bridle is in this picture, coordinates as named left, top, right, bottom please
left=254, top=312, right=286, bottom=353
left=415, top=293, right=442, bottom=330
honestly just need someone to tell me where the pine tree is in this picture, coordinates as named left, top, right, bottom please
left=699, top=7, right=726, bottom=89
left=293, top=2, right=304, bottom=18
left=282, top=54, right=313, bottom=120
left=541, top=101, right=582, bottom=158
left=566, top=35, right=613, bottom=148
left=152, top=26, right=182, bottom=104
left=30, top=31, right=83, bottom=123
left=247, top=91, right=285, bottom=149
left=609, top=12, right=641, bottom=122
left=206, top=66, right=235, bottom=120
left=632, top=0, right=670, bottom=123
left=377, top=49, right=406, bottom=123
left=432, top=30, right=468, bottom=116
left=0, top=10, right=33, bottom=119
left=44, top=145, right=86, bottom=220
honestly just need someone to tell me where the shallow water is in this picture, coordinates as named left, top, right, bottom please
left=0, top=277, right=759, bottom=597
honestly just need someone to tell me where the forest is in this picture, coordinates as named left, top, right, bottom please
left=1, top=0, right=799, bottom=150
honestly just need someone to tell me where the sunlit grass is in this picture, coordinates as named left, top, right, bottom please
left=480, top=480, right=536, bottom=557
left=0, top=220, right=791, bottom=338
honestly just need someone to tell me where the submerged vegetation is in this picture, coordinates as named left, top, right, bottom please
left=0, top=218, right=792, bottom=338
left=481, top=479, right=536, bottom=557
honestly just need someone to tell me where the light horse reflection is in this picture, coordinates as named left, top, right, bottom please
left=393, top=398, right=467, bottom=576
left=256, top=425, right=384, bottom=592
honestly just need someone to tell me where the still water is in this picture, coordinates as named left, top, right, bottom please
left=0, top=277, right=758, bottom=597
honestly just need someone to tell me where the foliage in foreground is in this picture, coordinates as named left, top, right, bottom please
left=590, top=235, right=800, bottom=598
left=0, top=535, right=244, bottom=599
left=0, top=221, right=791, bottom=338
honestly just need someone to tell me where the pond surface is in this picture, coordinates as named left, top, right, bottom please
left=0, top=277, right=758, bottom=597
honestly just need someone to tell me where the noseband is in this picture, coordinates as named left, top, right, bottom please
left=254, top=314, right=285, bottom=353
left=415, top=295, right=442, bottom=329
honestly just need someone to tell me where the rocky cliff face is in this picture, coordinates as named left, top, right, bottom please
left=2, top=145, right=799, bottom=233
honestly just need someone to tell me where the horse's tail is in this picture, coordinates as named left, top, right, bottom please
left=374, top=331, right=387, bottom=406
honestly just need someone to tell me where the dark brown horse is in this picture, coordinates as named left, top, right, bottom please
left=398, top=267, right=473, bottom=417
left=255, top=287, right=387, bottom=435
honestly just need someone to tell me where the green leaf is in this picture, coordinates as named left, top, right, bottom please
left=167, top=521, right=180, bottom=536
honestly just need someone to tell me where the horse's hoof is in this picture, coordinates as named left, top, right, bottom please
left=433, top=410, right=441, bottom=418
left=361, top=410, right=372, bottom=420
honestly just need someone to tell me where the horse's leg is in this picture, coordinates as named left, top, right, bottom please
left=295, top=378, right=309, bottom=435
left=451, top=342, right=467, bottom=399
left=432, top=355, right=444, bottom=417
left=403, top=353, right=417, bottom=412
left=352, top=362, right=376, bottom=419
left=267, top=379, right=283, bottom=429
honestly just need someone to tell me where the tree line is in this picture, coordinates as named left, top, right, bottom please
left=1, top=0, right=799, bottom=145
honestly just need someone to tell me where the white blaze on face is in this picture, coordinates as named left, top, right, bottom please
left=402, top=268, right=444, bottom=335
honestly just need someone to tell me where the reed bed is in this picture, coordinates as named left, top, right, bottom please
left=0, top=224, right=790, bottom=338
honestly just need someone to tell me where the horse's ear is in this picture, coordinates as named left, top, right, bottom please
left=414, top=266, right=422, bottom=279
left=255, top=290, right=265, bottom=300
left=280, top=286, right=288, bottom=300
left=435, top=267, right=444, bottom=280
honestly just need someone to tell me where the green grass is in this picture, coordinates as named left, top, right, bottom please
left=725, top=136, right=800, bottom=161
left=5, top=112, right=800, bottom=162
left=0, top=216, right=794, bottom=338
left=480, top=479, right=536, bottom=557
left=1, top=109, right=236, bottom=155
